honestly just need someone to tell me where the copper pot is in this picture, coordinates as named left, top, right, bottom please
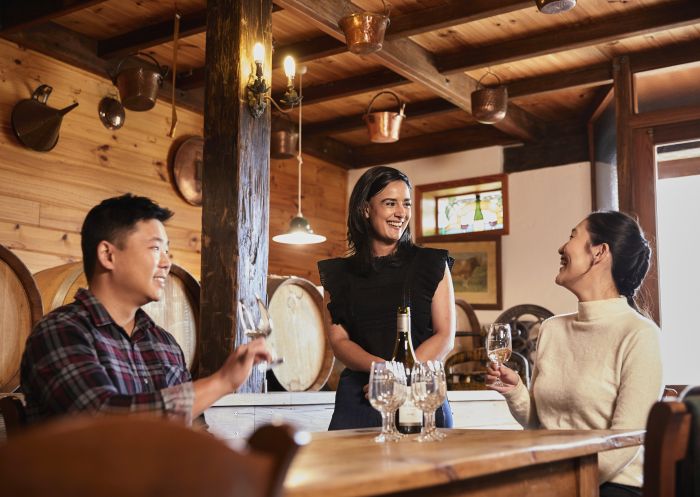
left=338, top=0, right=391, bottom=55
left=11, top=85, right=79, bottom=152
left=112, top=53, right=167, bottom=112
left=270, top=114, right=299, bottom=159
left=471, top=73, right=508, bottom=125
left=363, top=91, right=405, bottom=144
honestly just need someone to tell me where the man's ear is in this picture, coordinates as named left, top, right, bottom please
left=96, top=241, right=116, bottom=271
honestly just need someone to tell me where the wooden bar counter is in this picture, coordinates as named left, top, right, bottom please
left=283, top=428, right=644, bottom=497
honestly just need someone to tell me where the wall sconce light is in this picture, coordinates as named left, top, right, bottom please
left=247, top=43, right=301, bottom=118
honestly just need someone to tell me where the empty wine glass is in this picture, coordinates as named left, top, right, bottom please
left=429, top=361, right=447, bottom=441
left=486, top=323, right=512, bottom=387
left=384, top=361, right=407, bottom=441
left=369, top=361, right=402, bottom=443
left=411, top=361, right=446, bottom=442
left=237, top=296, right=283, bottom=372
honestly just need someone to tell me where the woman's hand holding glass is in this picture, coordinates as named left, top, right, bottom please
left=411, top=361, right=447, bottom=442
left=368, top=361, right=406, bottom=443
left=485, top=323, right=518, bottom=393
left=485, top=323, right=512, bottom=388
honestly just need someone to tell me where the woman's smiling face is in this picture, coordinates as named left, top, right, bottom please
left=365, top=180, right=411, bottom=249
left=555, top=219, right=595, bottom=290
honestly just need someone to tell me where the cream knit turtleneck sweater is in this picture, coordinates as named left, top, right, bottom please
left=503, top=297, right=662, bottom=487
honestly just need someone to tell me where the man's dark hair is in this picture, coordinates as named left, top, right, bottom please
left=81, top=194, right=174, bottom=281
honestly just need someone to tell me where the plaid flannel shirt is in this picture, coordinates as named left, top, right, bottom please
left=20, top=288, right=193, bottom=424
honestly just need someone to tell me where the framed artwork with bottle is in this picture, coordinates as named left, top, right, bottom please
left=422, top=238, right=502, bottom=310
left=414, top=174, right=508, bottom=243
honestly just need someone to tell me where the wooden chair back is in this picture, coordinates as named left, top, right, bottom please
left=0, top=394, right=27, bottom=440
left=642, top=390, right=698, bottom=497
left=0, top=415, right=304, bottom=497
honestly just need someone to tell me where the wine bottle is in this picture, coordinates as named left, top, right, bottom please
left=392, top=305, right=422, bottom=434
left=473, top=193, right=484, bottom=232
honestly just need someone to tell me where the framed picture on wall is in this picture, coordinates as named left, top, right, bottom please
left=422, top=238, right=502, bottom=310
left=415, top=174, right=509, bottom=243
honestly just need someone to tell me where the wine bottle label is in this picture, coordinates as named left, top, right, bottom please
left=398, top=399, right=422, bottom=425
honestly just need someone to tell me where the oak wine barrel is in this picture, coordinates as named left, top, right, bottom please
left=0, top=246, right=43, bottom=392
left=33, top=262, right=200, bottom=372
left=266, top=276, right=334, bottom=392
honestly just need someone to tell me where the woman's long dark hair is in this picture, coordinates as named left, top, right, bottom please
left=586, top=210, right=651, bottom=313
left=347, top=166, right=413, bottom=274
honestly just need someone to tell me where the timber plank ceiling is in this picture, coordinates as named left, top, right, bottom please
left=2, top=0, right=699, bottom=169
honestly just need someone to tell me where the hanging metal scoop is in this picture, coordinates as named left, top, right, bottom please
left=98, top=96, right=125, bottom=130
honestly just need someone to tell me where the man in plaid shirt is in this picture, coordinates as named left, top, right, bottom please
left=20, top=194, right=270, bottom=424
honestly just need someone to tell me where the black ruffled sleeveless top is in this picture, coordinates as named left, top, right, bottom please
left=318, top=246, right=454, bottom=361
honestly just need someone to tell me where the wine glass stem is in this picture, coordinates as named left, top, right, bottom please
left=493, top=361, right=503, bottom=386
left=425, top=410, right=436, bottom=434
left=381, top=411, right=392, bottom=435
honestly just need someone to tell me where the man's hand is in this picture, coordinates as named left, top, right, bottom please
left=218, top=338, right=272, bottom=393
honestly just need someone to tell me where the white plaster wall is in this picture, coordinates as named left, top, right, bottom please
left=656, top=174, right=700, bottom=386
left=348, top=147, right=591, bottom=324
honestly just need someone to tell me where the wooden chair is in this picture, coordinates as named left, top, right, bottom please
left=0, top=415, right=305, bottom=497
left=0, top=394, right=27, bottom=440
left=642, top=387, right=699, bottom=497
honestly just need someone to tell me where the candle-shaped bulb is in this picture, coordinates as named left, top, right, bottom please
left=253, top=42, right=265, bottom=64
left=283, top=55, right=296, bottom=79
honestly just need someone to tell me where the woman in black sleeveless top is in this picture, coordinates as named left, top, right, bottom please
left=318, top=166, right=456, bottom=430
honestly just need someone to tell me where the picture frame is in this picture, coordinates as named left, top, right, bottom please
left=423, top=238, right=502, bottom=310
left=415, top=174, right=509, bottom=243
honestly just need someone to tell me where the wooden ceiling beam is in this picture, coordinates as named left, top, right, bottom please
left=2, top=22, right=204, bottom=113
left=508, top=64, right=612, bottom=99
left=275, top=69, right=407, bottom=106
left=503, top=132, right=589, bottom=173
left=98, top=5, right=284, bottom=60
left=0, top=0, right=108, bottom=34
left=303, top=135, right=357, bottom=169
left=176, top=35, right=347, bottom=92
left=98, top=10, right=207, bottom=60
left=438, top=1, right=700, bottom=74
left=385, top=0, right=532, bottom=41
left=354, top=126, right=518, bottom=168
left=275, top=0, right=546, bottom=142
left=304, top=98, right=459, bottom=137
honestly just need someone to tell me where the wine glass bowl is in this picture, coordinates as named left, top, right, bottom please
left=486, top=323, right=512, bottom=387
left=238, top=297, right=283, bottom=371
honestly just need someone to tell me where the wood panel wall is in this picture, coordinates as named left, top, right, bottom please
left=0, top=39, right=346, bottom=285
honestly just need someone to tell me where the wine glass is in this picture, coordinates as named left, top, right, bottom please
left=428, top=361, right=447, bottom=441
left=411, top=361, right=445, bottom=442
left=384, top=361, right=407, bottom=441
left=486, top=323, right=512, bottom=387
left=237, top=297, right=284, bottom=372
left=368, top=361, right=401, bottom=443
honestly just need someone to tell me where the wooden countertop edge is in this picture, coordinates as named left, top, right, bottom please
left=212, top=390, right=505, bottom=407
left=284, top=429, right=645, bottom=497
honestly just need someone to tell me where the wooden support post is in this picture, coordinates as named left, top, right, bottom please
left=199, top=0, right=272, bottom=391
left=613, top=56, right=635, bottom=213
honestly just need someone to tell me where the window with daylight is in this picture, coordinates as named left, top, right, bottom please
left=415, top=174, right=508, bottom=242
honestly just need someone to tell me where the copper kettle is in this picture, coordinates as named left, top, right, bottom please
left=11, top=85, right=79, bottom=152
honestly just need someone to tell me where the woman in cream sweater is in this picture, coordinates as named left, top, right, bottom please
left=487, top=211, right=662, bottom=497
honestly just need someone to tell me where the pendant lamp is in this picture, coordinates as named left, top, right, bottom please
left=535, top=0, right=576, bottom=14
left=273, top=68, right=326, bottom=245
